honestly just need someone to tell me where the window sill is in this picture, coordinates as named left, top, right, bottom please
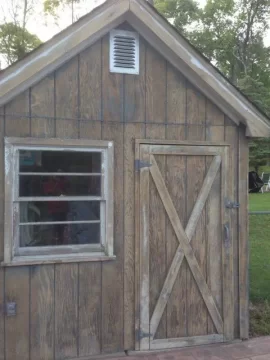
left=1, top=253, right=116, bottom=266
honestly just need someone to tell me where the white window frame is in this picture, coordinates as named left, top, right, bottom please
left=3, top=137, right=114, bottom=266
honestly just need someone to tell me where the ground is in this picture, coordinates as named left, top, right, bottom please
left=249, top=193, right=270, bottom=211
left=249, top=193, right=270, bottom=336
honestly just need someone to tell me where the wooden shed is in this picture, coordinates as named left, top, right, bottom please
left=0, top=0, right=270, bottom=359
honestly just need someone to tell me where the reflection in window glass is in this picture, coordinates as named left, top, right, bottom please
left=20, top=223, right=100, bottom=247
left=19, top=175, right=101, bottom=197
left=19, top=150, right=101, bottom=173
left=20, top=201, right=100, bottom=223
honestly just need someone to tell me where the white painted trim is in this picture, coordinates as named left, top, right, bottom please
left=110, top=29, right=139, bottom=74
left=4, top=137, right=115, bottom=264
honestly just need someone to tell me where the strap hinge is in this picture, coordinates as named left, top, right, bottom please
left=135, top=159, right=152, bottom=171
left=136, top=328, right=152, bottom=341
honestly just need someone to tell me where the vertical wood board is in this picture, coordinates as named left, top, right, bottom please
left=30, top=265, right=54, bottom=360
left=55, top=57, right=79, bottom=138
left=55, top=264, right=78, bottom=359
left=31, top=76, right=55, bottom=138
left=79, top=263, right=102, bottom=356
left=102, top=35, right=123, bottom=122
left=238, top=126, right=249, bottom=339
left=102, top=123, right=124, bottom=353
left=5, top=267, right=30, bottom=360
left=79, top=40, right=102, bottom=121
left=5, top=91, right=30, bottom=137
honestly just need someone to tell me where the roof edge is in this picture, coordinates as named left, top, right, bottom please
left=0, top=0, right=130, bottom=107
left=130, top=0, right=270, bottom=138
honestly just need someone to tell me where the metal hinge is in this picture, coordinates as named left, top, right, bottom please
left=225, top=198, right=240, bottom=209
left=136, top=328, right=152, bottom=341
left=135, top=159, right=152, bottom=171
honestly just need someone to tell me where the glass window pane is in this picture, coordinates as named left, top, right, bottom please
left=19, top=175, right=101, bottom=197
left=19, top=150, right=101, bottom=173
left=20, top=201, right=100, bottom=223
left=20, top=223, right=100, bottom=247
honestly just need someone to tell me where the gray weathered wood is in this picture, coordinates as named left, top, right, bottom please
left=149, top=155, right=223, bottom=335
left=150, top=155, right=222, bottom=338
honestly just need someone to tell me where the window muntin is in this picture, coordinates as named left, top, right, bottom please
left=4, top=139, right=114, bottom=264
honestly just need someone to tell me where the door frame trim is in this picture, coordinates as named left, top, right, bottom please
left=135, top=141, right=233, bottom=351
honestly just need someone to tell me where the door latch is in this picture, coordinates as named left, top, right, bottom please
left=225, top=198, right=240, bottom=209
left=224, top=223, right=231, bottom=248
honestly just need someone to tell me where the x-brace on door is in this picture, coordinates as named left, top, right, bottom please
left=136, top=142, right=233, bottom=351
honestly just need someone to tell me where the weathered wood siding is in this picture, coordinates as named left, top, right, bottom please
left=0, top=28, right=248, bottom=359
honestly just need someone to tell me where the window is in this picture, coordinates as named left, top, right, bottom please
left=4, top=138, right=114, bottom=265
left=110, top=29, right=139, bottom=75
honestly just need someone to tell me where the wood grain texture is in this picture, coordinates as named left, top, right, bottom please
left=79, top=40, right=102, bottom=121
left=31, top=75, right=55, bottom=137
left=186, top=82, right=206, bottom=140
left=221, top=147, right=234, bottom=341
left=146, top=126, right=166, bottom=340
left=238, top=125, right=249, bottom=339
left=30, top=265, right=54, bottom=360
left=186, top=88, right=207, bottom=336
left=5, top=91, right=30, bottom=137
left=5, top=267, right=30, bottom=360
left=79, top=263, right=101, bottom=356
left=139, top=145, right=150, bottom=350
left=225, top=125, right=239, bottom=338
left=144, top=58, right=166, bottom=339
left=102, top=123, right=124, bottom=353
left=124, top=38, right=146, bottom=123
left=186, top=154, right=208, bottom=337
left=146, top=45, right=166, bottom=123
left=167, top=64, right=186, bottom=126
left=123, top=122, right=145, bottom=350
left=205, top=103, right=225, bottom=334
left=149, top=155, right=222, bottom=339
left=102, top=35, right=123, bottom=122
left=124, top=38, right=146, bottom=349
left=149, top=156, right=223, bottom=335
left=55, top=57, right=79, bottom=138
left=166, top=63, right=187, bottom=339
left=79, top=41, right=102, bottom=140
left=149, top=155, right=166, bottom=340
left=55, top=263, right=78, bottom=359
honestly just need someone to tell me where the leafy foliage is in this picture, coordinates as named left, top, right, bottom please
left=155, top=0, right=270, bottom=169
left=0, top=22, right=41, bottom=65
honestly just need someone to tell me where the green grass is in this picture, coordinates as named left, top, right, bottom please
left=249, top=165, right=270, bottom=174
left=250, top=301, right=270, bottom=337
left=249, top=194, right=270, bottom=336
left=250, top=215, right=270, bottom=302
left=249, top=193, right=270, bottom=211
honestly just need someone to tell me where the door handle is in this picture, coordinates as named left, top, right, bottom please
left=224, top=223, right=230, bottom=248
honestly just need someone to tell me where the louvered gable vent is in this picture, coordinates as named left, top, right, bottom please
left=110, top=30, right=139, bottom=74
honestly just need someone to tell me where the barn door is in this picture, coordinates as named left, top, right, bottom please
left=137, top=143, right=233, bottom=351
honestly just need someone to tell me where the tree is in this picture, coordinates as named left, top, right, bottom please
left=0, top=0, right=42, bottom=66
left=0, top=22, right=41, bottom=65
left=155, top=0, right=270, bottom=170
left=43, top=0, right=102, bottom=23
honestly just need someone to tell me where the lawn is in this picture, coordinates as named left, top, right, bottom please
left=249, top=193, right=270, bottom=336
left=249, top=193, right=270, bottom=211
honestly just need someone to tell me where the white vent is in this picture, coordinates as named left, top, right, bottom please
left=110, top=30, right=139, bottom=75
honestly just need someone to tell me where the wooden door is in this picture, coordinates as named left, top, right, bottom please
left=136, top=142, right=233, bottom=351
